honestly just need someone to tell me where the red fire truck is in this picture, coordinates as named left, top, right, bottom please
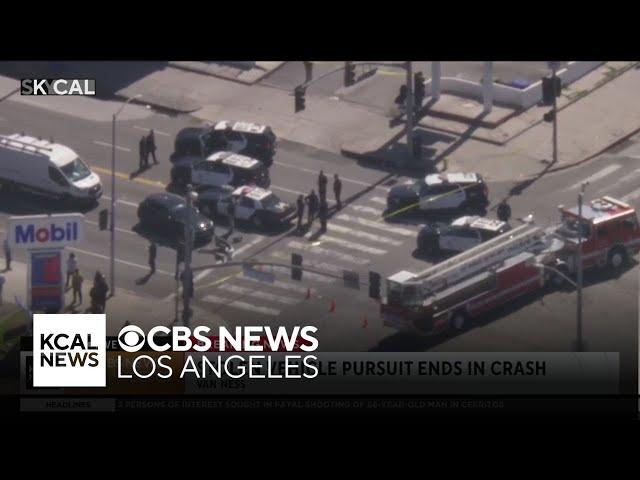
left=381, top=196, right=640, bottom=335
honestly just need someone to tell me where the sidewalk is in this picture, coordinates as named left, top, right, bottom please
left=0, top=260, right=226, bottom=336
left=169, top=61, right=285, bottom=85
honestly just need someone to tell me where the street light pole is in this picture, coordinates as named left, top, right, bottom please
left=182, top=184, right=197, bottom=326
left=576, top=182, right=587, bottom=351
left=552, top=65, right=559, bottom=164
left=405, top=61, right=414, bottom=159
left=110, top=94, right=142, bottom=297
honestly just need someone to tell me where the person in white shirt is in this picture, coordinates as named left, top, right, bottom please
left=66, top=253, right=78, bottom=289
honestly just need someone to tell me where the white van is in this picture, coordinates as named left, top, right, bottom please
left=0, top=134, right=102, bottom=203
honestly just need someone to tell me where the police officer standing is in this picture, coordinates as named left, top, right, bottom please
left=227, top=198, right=236, bottom=234
left=306, top=190, right=319, bottom=228
left=3, top=238, right=11, bottom=271
left=333, top=174, right=342, bottom=210
left=148, top=241, right=157, bottom=275
left=139, top=135, right=147, bottom=169
left=72, top=270, right=84, bottom=305
left=318, top=170, right=328, bottom=202
left=147, top=130, right=158, bottom=165
left=296, top=194, right=305, bottom=231
left=319, top=199, right=328, bottom=233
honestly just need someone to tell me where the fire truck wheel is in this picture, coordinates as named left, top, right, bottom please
left=451, top=311, right=467, bottom=331
left=608, top=248, right=627, bottom=270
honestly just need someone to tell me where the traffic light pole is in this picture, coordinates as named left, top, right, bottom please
left=405, top=61, right=415, bottom=159
left=182, top=185, right=195, bottom=326
left=552, top=65, right=558, bottom=165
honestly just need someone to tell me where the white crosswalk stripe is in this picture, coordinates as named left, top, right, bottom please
left=270, top=251, right=345, bottom=276
left=287, top=240, right=370, bottom=265
left=350, top=205, right=385, bottom=216
left=370, top=197, right=388, bottom=206
left=620, top=187, right=640, bottom=203
left=595, top=168, right=640, bottom=196
left=302, top=233, right=387, bottom=255
left=335, top=214, right=414, bottom=236
left=201, top=294, right=281, bottom=316
left=566, top=164, right=622, bottom=190
left=217, top=284, right=298, bottom=305
left=270, top=265, right=334, bottom=283
left=319, top=223, right=402, bottom=246
left=239, top=275, right=315, bottom=295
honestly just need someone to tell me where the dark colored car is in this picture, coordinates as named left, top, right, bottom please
left=197, top=185, right=296, bottom=230
left=387, top=172, right=489, bottom=216
left=417, top=215, right=511, bottom=255
left=171, top=121, right=277, bottom=165
left=170, top=151, right=270, bottom=189
left=137, top=193, right=214, bottom=246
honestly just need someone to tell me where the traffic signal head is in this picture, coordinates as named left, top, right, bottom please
left=291, top=253, right=303, bottom=281
left=98, top=209, right=109, bottom=230
left=294, top=86, right=306, bottom=113
left=344, top=62, right=356, bottom=87
left=369, top=271, right=381, bottom=299
left=543, top=110, right=555, bottom=122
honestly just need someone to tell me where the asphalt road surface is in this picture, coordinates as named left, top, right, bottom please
left=0, top=94, right=636, bottom=393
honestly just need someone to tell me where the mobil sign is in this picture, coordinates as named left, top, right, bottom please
left=7, top=213, right=85, bottom=249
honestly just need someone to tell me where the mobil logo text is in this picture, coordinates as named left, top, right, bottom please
left=8, top=213, right=85, bottom=249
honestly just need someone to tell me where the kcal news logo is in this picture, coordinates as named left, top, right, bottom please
left=20, top=79, right=96, bottom=96
left=33, top=314, right=106, bottom=387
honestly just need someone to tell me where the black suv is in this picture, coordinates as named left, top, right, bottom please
left=171, top=121, right=276, bottom=165
left=387, top=172, right=489, bottom=216
left=137, top=193, right=214, bottom=246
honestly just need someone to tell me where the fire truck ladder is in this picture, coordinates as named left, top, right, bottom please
left=413, top=223, right=544, bottom=294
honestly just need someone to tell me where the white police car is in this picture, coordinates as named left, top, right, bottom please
left=170, top=151, right=270, bottom=189
left=196, top=185, right=296, bottom=230
left=387, top=173, right=489, bottom=215
left=417, top=215, right=511, bottom=255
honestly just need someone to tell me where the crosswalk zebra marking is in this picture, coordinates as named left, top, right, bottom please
left=326, top=222, right=402, bottom=245
left=287, top=240, right=370, bottom=265
left=566, top=164, right=622, bottom=190
left=370, top=197, right=388, bottom=206
left=270, top=251, right=346, bottom=276
left=302, top=233, right=387, bottom=255
left=350, top=205, right=385, bottom=216
left=335, top=214, right=414, bottom=236
left=239, top=275, right=315, bottom=295
left=201, top=294, right=281, bottom=316
left=217, top=284, right=298, bottom=305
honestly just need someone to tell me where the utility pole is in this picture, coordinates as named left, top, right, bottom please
left=576, top=182, right=587, bottom=351
left=182, top=184, right=197, bottom=326
left=405, top=61, right=414, bottom=159
left=548, top=62, right=561, bottom=164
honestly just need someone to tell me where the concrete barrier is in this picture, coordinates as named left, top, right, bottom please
left=424, top=61, right=603, bottom=110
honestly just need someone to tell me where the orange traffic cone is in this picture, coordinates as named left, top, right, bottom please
left=328, top=299, right=336, bottom=313
left=362, top=315, right=368, bottom=329
left=305, top=287, right=311, bottom=300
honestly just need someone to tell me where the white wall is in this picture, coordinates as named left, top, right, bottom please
left=424, top=61, right=603, bottom=110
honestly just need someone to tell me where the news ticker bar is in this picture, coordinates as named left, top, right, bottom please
left=20, top=352, right=619, bottom=395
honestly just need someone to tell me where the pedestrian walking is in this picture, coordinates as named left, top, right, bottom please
left=65, top=253, right=78, bottom=289
left=319, top=199, right=328, bottom=232
left=148, top=241, right=157, bottom=274
left=3, top=238, right=11, bottom=271
left=296, top=195, right=305, bottom=230
left=72, top=270, right=83, bottom=305
left=227, top=197, right=236, bottom=234
left=139, top=135, right=147, bottom=169
left=0, top=273, right=5, bottom=306
left=333, top=174, right=342, bottom=210
left=92, top=271, right=109, bottom=313
left=306, top=190, right=319, bottom=228
left=146, top=130, right=158, bottom=165
left=318, top=170, right=328, bottom=201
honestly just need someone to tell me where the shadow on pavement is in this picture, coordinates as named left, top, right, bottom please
left=0, top=191, right=98, bottom=215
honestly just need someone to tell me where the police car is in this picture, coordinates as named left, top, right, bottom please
left=387, top=173, right=489, bottom=215
left=170, top=151, right=270, bottom=189
left=171, top=121, right=277, bottom=165
left=417, top=215, right=511, bottom=255
left=196, top=185, right=296, bottom=230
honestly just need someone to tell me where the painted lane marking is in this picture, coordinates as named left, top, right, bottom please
left=201, top=294, right=280, bottom=316
left=93, top=140, right=131, bottom=152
